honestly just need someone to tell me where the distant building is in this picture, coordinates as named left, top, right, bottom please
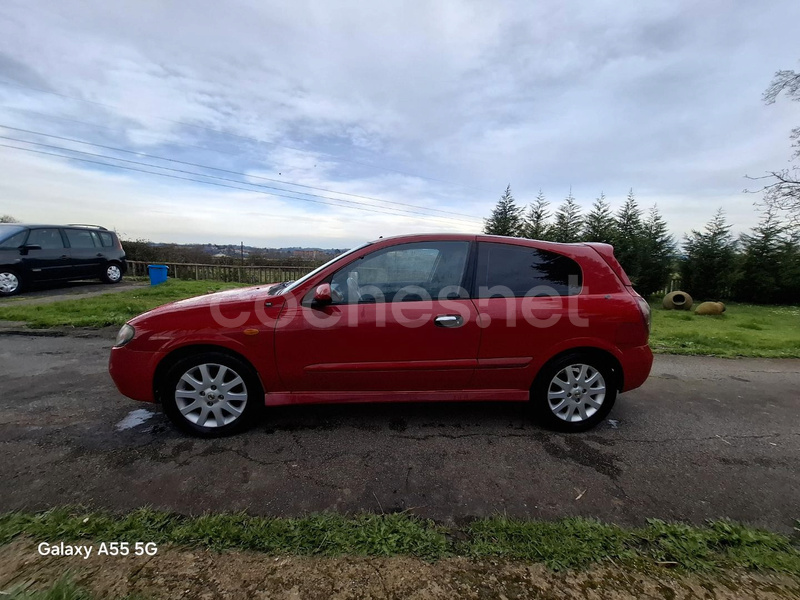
left=292, top=249, right=322, bottom=260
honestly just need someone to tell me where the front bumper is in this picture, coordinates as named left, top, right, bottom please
left=108, top=345, right=162, bottom=402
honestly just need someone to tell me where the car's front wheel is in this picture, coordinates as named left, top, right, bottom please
left=531, top=354, right=617, bottom=432
left=0, top=269, right=22, bottom=296
left=101, top=262, right=123, bottom=284
left=161, top=352, right=262, bottom=437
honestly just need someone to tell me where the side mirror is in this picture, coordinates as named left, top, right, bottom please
left=20, top=244, right=42, bottom=255
left=312, top=283, right=332, bottom=306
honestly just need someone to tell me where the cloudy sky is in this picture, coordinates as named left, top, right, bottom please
left=0, top=0, right=798, bottom=248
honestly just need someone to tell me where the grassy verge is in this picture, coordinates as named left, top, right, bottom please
left=0, top=280, right=246, bottom=328
left=1, top=509, right=798, bottom=575
left=649, top=302, right=800, bottom=358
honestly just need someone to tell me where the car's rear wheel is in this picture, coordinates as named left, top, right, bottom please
left=531, top=353, right=617, bottom=432
left=0, top=269, right=21, bottom=296
left=161, top=352, right=262, bottom=437
left=101, top=262, right=123, bottom=284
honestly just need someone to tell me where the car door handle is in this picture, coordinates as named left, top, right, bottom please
left=434, top=315, right=464, bottom=328
left=60, top=255, right=69, bottom=259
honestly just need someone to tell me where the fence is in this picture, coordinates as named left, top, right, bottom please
left=127, top=261, right=315, bottom=284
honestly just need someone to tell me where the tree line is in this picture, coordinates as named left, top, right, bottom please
left=483, top=185, right=800, bottom=304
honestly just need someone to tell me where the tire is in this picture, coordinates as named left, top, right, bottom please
left=160, top=352, right=263, bottom=437
left=0, top=268, right=22, bottom=297
left=101, top=262, right=123, bottom=284
left=531, top=353, right=617, bottom=432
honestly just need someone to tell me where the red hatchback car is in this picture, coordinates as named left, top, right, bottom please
left=109, top=234, right=653, bottom=436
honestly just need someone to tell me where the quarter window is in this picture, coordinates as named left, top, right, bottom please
left=476, top=242, right=582, bottom=297
left=26, top=229, right=65, bottom=249
left=65, top=229, right=97, bottom=249
left=0, top=230, right=28, bottom=248
left=330, top=241, right=470, bottom=303
left=98, top=232, right=114, bottom=247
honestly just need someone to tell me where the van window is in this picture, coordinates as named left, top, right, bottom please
left=65, top=229, right=97, bottom=249
left=27, top=229, right=65, bottom=249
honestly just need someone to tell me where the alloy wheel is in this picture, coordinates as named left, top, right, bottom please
left=174, top=363, right=248, bottom=428
left=547, top=363, right=606, bottom=423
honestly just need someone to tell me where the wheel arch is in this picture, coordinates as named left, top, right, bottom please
left=532, top=346, right=624, bottom=393
left=153, top=344, right=265, bottom=403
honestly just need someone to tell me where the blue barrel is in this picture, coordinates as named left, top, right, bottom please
left=147, top=264, right=168, bottom=286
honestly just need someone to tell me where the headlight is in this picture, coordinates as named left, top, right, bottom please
left=114, top=323, right=135, bottom=347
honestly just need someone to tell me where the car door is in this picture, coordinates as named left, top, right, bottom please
left=22, top=228, right=72, bottom=281
left=470, top=240, right=585, bottom=391
left=274, top=240, right=481, bottom=392
left=64, top=228, right=104, bottom=278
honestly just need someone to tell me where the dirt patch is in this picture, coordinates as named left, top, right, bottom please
left=2, top=538, right=799, bottom=599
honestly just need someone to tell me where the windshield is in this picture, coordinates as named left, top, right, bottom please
left=0, top=225, right=26, bottom=245
left=282, top=242, right=371, bottom=294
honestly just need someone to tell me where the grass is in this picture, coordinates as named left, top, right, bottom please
left=649, top=302, right=800, bottom=358
left=1, top=509, right=799, bottom=575
left=0, top=280, right=246, bottom=328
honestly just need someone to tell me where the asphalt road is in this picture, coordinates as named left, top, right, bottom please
left=0, top=280, right=147, bottom=306
left=0, top=329, right=798, bottom=532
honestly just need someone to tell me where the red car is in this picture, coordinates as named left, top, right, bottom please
left=109, top=234, right=652, bottom=436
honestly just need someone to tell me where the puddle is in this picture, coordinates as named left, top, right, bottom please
left=115, top=409, right=156, bottom=431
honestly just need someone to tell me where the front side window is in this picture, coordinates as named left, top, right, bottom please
left=65, top=229, right=97, bottom=249
left=476, top=242, right=582, bottom=298
left=0, top=229, right=28, bottom=249
left=330, top=241, right=470, bottom=303
left=26, top=228, right=65, bottom=249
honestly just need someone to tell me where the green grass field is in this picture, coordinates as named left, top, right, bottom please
left=1, top=509, right=798, bottom=575
left=0, top=282, right=799, bottom=357
left=649, top=302, right=800, bottom=358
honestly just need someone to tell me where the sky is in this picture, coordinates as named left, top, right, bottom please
left=0, top=0, right=798, bottom=248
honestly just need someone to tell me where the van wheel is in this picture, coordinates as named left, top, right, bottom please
left=160, top=352, right=262, bottom=437
left=0, top=269, right=21, bottom=296
left=531, top=353, right=617, bottom=432
left=102, top=262, right=123, bottom=284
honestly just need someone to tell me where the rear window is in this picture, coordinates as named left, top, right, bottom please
left=65, top=229, right=97, bottom=248
left=476, top=242, right=582, bottom=297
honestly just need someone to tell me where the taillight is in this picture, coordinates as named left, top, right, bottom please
left=636, top=296, right=651, bottom=337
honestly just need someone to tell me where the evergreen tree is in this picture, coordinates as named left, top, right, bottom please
left=484, top=185, right=523, bottom=237
left=550, top=189, right=582, bottom=243
left=522, top=190, right=552, bottom=240
left=582, top=193, right=615, bottom=243
left=636, top=205, right=677, bottom=296
left=734, top=207, right=793, bottom=303
left=612, top=189, right=645, bottom=281
left=680, top=209, right=737, bottom=299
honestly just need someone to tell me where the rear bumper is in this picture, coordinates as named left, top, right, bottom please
left=108, top=345, right=161, bottom=402
left=619, top=344, right=653, bottom=392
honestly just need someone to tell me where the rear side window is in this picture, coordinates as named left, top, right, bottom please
left=27, top=228, right=65, bottom=249
left=65, top=229, right=97, bottom=248
left=98, top=232, right=114, bottom=247
left=476, top=242, right=582, bottom=297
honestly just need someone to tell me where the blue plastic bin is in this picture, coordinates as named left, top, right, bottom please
left=147, top=264, right=168, bottom=286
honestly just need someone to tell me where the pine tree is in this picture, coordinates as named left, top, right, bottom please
left=734, top=206, right=788, bottom=303
left=522, top=190, right=551, bottom=240
left=484, top=185, right=523, bottom=237
left=636, top=205, right=676, bottom=296
left=550, top=189, right=582, bottom=243
left=612, top=189, right=645, bottom=281
left=680, top=209, right=736, bottom=299
left=582, top=193, right=615, bottom=243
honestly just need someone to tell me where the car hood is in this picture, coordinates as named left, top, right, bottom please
left=131, top=283, right=281, bottom=323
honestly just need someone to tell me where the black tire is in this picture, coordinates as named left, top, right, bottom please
left=0, top=268, right=22, bottom=297
left=101, top=261, right=124, bottom=284
left=531, top=353, right=617, bottom=432
left=160, top=351, right=263, bottom=437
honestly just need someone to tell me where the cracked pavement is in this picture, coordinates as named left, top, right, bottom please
left=0, top=329, right=798, bottom=532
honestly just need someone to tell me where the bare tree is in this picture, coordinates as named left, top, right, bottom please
left=0, top=215, right=19, bottom=223
left=748, top=64, right=800, bottom=228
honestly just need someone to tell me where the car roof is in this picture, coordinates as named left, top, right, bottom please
left=1, top=224, right=112, bottom=230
